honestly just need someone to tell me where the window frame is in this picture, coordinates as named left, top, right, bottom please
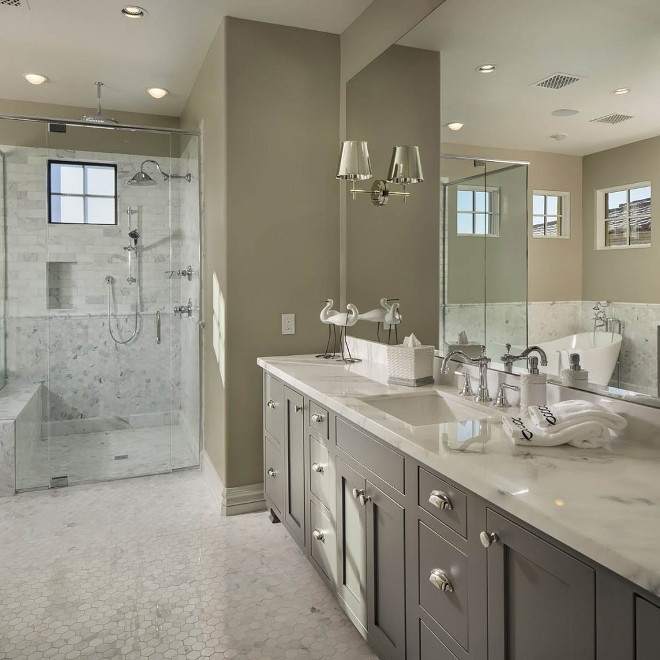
left=531, top=190, right=570, bottom=239
left=47, top=160, right=118, bottom=226
left=455, top=184, right=500, bottom=237
left=596, top=181, right=652, bottom=250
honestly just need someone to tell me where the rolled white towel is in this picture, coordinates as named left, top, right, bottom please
left=528, top=400, right=626, bottom=433
left=503, top=413, right=610, bottom=449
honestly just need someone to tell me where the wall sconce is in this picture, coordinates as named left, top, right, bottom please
left=336, top=141, right=424, bottom=206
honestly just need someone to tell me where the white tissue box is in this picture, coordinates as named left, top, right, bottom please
left=387, top=344, right=435, bottom=387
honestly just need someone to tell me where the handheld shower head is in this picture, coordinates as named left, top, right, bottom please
left=128, top=229, right=140, bottom=246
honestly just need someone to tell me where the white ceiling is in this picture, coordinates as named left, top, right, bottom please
left=399, top=0, right=660, bottom=156
left=0, top=0, right=372, bottom=117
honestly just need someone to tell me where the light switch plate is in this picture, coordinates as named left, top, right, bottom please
left=282, top=313, right=295, bottom=335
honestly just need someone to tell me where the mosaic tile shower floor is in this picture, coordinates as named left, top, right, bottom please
left=17, top=425, right=199, bottom=491
left=0, top=470, right=378, bottom=659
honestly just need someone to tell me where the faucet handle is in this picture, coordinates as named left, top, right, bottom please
left=455, top=371, right=475, bottom=397
left=493, top=383, right=520, bottom=408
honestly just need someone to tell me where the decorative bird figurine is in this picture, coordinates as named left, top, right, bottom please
left=327, top=303, right=359, bottom=327
left=317, top=299, right=340, bottom=359
left=316, top=300, right=360, bottom=363
left=358, top=298, right=399, bottom=342
left=319, top=298, right=341, bottom=324
left=383, top=302, right=402, bottom=344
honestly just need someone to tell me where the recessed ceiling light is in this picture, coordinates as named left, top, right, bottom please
left=476, top=64, right=496, bottom=73
left=446, top=122, right=464, bottom=131
left=612, top=87, right=630, bottom=95
left=551, top=108, right=580, bottom=117
left=25, top=73, right=47, bottom=85
left=147, top=87, right=169, bottom=99
left=549, top=133, right=567, bottom=141
left=122, top=6, right=146, bottom=18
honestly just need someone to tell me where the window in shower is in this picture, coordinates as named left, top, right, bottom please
left=532, top=191, right=570, bottom=238
left=456, top=185, right=500, bottom=236
left=48, top=161, right=117, bottom=225
left=596, top=181, right=651, bottom=249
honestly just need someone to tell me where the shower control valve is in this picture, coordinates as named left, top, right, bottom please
left=174, top=298, right=193, bottom=319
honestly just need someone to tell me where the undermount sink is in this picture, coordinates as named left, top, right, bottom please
left=358, top=391, right=490, bottom=427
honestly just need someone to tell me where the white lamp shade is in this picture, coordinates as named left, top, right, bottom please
left=336, top=141, right=372, bottom=181
left=387, top=145, right=424, bottom=184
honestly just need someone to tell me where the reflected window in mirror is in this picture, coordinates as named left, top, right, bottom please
left=456, top=186, right=500, bottom=236
left=532, top=191, right=569, bottom=238
left=596, top=182, right=651, bottom=249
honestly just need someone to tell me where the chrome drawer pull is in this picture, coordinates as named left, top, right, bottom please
left=267, top=400, right=276, bottom=409
left=267, top=468, right=276, bottom=478
left=312, top=529, right=325, bottom=542
left=311, top=413, right=325, bottom=423
left=480, top=531, right=499, bottom=548
left=429, top=490, right=453, bottom=511
left=311, top=462, right=324, bottom=474
left=429, top=569, right=454, bottom=593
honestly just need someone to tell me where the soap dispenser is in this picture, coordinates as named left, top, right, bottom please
left=519, top=356, right=547, bottom=412
left=561, top=353, right=590, bottom=389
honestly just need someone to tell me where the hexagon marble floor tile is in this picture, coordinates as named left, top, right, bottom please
left=0, top=470, right=378, bottom=660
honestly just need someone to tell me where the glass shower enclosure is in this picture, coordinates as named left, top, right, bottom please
left=0, top=116, right=201, bottom=490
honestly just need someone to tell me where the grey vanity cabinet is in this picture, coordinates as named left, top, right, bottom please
left=336, top=455, right=406, bottom=660
left=283, top=386, right=306, bottom=548
left=483, top=508, right=596, bottom=660
left=635, top=597, right=660, bottom=660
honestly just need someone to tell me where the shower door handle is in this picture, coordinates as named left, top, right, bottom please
left=155, top=311, right=161, bottom=345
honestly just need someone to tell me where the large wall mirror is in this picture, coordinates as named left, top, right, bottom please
left=344, top=0, right=660, bottom=407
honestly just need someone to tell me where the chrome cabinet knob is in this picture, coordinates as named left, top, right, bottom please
left=359, top=493, right=371, bottom=506
left=312, top=529, right=325, bottom=542
left=428, top=490, right=453, bottom=510
left=295, top=405, right=303, bottom=413
left=311, top=462, right=324, bottom=474
left=480, top=531, right=499, bottom=548
left=352, top=487, right=364, bottom=500
left=267, top=467, right=276, bottom=478
left=267, top=400, right=276, bottom=409
left=311, top=413, right=325, bottom=423
left=429, top=569, right=454, bottom=593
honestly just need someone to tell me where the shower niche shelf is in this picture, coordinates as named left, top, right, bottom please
left=47, top=261, right=77, bottom=310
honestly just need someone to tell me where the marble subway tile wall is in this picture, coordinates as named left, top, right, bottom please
left=3, top=144, right=188, bottom=430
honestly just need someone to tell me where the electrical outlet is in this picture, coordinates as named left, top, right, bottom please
left=282, top=313, right=295, bottom=335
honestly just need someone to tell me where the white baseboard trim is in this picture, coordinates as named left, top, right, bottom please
left=201, top=450, right=266, bottom=516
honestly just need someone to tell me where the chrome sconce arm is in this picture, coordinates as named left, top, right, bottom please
left=337, top=141, right=423, bottom=207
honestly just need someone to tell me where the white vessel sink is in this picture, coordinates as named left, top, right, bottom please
left=358, top=391, right=489, bottom=426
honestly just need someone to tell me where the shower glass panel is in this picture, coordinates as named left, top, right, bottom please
left=1, top=116, right=201, bottom=490
left=0, top=147, right=6, bottom=392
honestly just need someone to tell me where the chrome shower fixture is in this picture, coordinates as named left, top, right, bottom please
left=126, top=159, right=192, bottom=185
left=81, top=82, right=118, bottom=125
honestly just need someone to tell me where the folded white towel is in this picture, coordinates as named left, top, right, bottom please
left=503, top=413, right=610, bottom=449
left=528, top=400, right=626, bottom=433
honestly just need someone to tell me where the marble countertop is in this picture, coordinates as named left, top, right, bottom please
left=258, top=354, right=660, bottom=599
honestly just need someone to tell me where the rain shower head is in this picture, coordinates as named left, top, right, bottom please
left=125, top=159, right=192, bottom=185
left=81, top=82, right=118, bottom=125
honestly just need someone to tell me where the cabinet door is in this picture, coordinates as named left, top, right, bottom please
left=636, top=596, right=660, bottom=660
left=264, top=435, right=283, bottom=517
left=366, top=481, right=406, bottom=660
left=264, top=374, right=285, bottom=442
left=283, top=387, right=305, bottom=547
left=485, top=509, right=595, bottom=660
left=336, top=457, right=367, bottom=631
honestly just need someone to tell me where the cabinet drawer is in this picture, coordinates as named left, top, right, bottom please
left=420, top=621, right=459, bottom=660
left=636, top=596, right=660, bottom=660
left=264, top=374, right=285, bottom=441
left=419, top=521, right=469, bottom=651
left=309, top=435, right=334, bottom=513
left=310, top=497, right=337, bottom=583
left=336, top=418, right=404, bottom=493
left=308, top=401, right=329, bottom=439
left=419, top=467, right=467, bottom=538
left=264, top=435, right=283, bottom=515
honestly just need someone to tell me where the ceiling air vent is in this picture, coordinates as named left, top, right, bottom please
left=0, top=0, right=29, bottom=7
left=532, top=73, right=583, bottom=90
left=590, top=113, right=634, bottom=125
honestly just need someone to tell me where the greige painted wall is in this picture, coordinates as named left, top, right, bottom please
left=444, top=143, right=583, bottom=302
left=183, top=18, right=340, bottom=488
left=181, top=21, right=228, bottom=481
left=346, top=45, right=440, bottom=346
left=582, top=134, right=660, bottom=303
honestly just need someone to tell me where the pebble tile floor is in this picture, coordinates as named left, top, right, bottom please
left=0, top=470, right=378, bottom=659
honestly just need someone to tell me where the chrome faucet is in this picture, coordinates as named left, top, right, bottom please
left=441, top=345, right=492, bottom=402
left=500, top=345, right=548, bottom=373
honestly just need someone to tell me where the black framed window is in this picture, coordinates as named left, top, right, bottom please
left=48, top=161, right=117, bottom=225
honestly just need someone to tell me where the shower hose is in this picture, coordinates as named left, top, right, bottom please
left=106, top=275, right=140, bottom=345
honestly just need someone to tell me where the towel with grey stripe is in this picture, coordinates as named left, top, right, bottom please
left=528, top=400, right=627, bottom=433
left=502, top=413, right=611, bottom=448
